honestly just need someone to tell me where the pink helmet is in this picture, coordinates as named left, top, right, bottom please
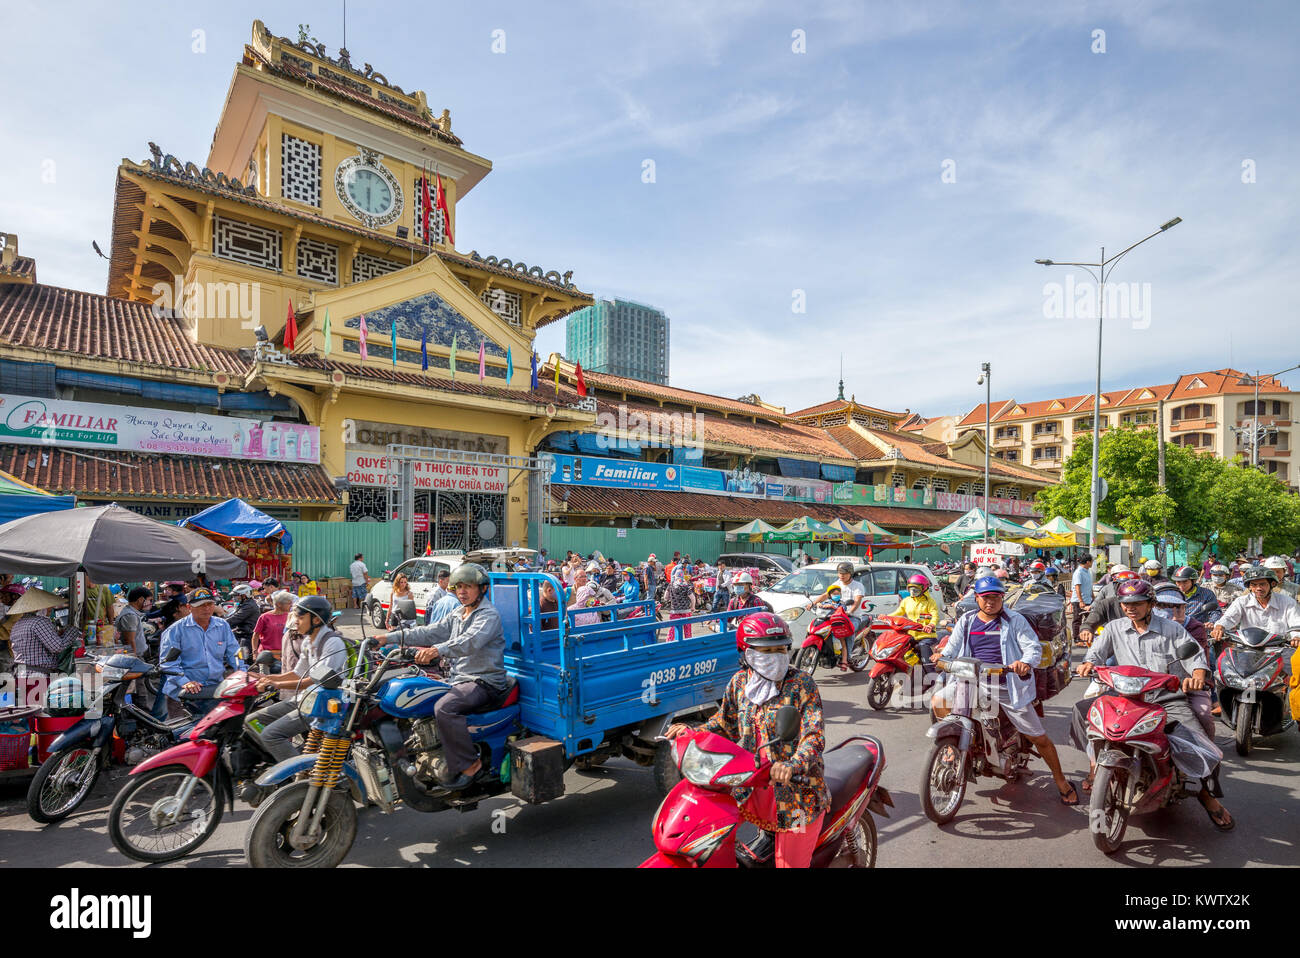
left=907, top=574, right=929, bottom=590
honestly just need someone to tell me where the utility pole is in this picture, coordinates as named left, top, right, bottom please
left=1157, top=398, right=1167, bottom=565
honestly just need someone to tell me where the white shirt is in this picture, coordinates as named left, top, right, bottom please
left=1217, top=590, right=1300, bottom=637
left=836, top=580, right=866, bottom=613
left=349, top=560, right=368, bottom=587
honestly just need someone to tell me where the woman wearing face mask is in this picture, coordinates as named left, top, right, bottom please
left=888, top=573, right=943, bottom=662
left=664, top=566, right=695, bottom=640
left=725, top=573, right=772, bottom=614
left=665, top=612, right=829, bottom=868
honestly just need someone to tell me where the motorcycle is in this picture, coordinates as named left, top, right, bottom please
left=1215, top=626, right=1297, bottom=756
left=1076, top=640, right=1210, bottom=855
left=793, top=602, right=871, bottom=675
left=106, top=651, right=282, bottom=863
left=640, top=706, right=891, bottom=867
left=864, top=615, right=936, bottom=711
left=26, top=649, right=192, bottom=824
left=919, top=657, right=1044, bottom=825
left=243, top=629, right=522, bottom=868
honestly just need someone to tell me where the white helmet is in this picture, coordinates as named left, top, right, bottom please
left=232, top=583, right=254, bottom=597
left=1263, top=556, right=1287, bottom=571
left=1210, top=564, right=1230, bottom=577
left=1143, top=559, right=1162, bottom=572
left=734, top=572, right=754, bottom=585
left=1110, top=564, right=1130, bottom=575
left=586, top=562, right=601, bottom=574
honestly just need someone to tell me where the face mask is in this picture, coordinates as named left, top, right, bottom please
left=1212, top=576, right=1226, bottom=585
left=745, top=649, right=789, bottom=681
left=1153, top=608, right=1172, bottom=619
left=736, top=586, right=749, bottom=595
left=907, top=586, right=923, bottom=597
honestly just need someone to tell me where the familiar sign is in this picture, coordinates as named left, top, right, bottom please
left=0, top=393, right=320, bottom=463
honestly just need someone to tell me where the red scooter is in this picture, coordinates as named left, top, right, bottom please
left=1080, top=644, right=1213, bottom=856
left=864, top=615, right=938, bottom=711
left=106, top=653, right=281, bottom=863
left=795, top=602, right=871, bottom=675
left=640, top=706, right=892, bottom=868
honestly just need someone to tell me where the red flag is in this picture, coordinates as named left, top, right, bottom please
left=866, top=545, right=874, bottom=562
left=421, top=170, right=432, bottom=245
left=575, top=362, right=587, bottom=397
left=435, top=174, right=454, bottom=245
left=284, top=300, right=298, bottom=351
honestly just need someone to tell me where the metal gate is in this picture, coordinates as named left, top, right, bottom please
left=385, top=444, right=553, bottom=559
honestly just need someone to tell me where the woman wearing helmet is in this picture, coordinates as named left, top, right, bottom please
left=373, top=563, right=510, bottom=790
left=253, top=594, right=350, bottom=762
left=665, top=611, right=830, bottom=868
left=1207, top=563, right=1242, bottom=607
left=888, top=574, right=943, bottom=659
left=726, top=572, right=772, bottom=614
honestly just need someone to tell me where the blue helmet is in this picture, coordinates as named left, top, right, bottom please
left=1045, top=566, right=1060, bottom=576
left=973, top=575, right=1005, bottom=595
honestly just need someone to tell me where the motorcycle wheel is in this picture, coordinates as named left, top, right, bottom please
left=245, top=781, right=357, bottom=869
left=369, top=602, right=387, bottom=629
left=866, top=674, right=892, bottom=711
left=109, top=766, right=222, bottom=863
left=829, top=815, right=877, bottom=868
left=1233, top=702, right=1254, bottom=757
left=1089, top=765, right=1129, bottom=854
left=920, top=740, right=966, bottom=824
left=795, top=646, right=819, bottom=675
left=27, top=747, right=101, bottom=824
left=653, top=739, right=681, bottom=795
left=847, top=635, right=871, bottom=672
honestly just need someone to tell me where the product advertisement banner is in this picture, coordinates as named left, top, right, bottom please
left=345, top=451, right=508, bottom=493
left=0, top=393, right=320, bottom=464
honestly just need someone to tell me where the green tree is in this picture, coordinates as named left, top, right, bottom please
left=1033, top=425, right=1300, bottom=558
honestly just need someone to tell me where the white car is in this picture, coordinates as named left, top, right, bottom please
left=757, top=560, right=944, bottom=621
left=365, top=548, right=539, bottom=627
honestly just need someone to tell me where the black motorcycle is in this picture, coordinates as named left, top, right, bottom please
left=1215, top=626, right=1297, bottom=755
left=26, top=649, right=193, bottom=823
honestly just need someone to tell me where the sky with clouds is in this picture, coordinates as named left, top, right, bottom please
left=3, top=0, right=1297, bottom=419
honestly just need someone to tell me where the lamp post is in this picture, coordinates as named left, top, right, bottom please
left=977, top=362, right=991, bottom=543
left=1035, top=216, right=1182, bottom=556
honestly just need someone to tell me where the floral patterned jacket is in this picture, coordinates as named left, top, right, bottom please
left=702, top=667, right=830, bottom=831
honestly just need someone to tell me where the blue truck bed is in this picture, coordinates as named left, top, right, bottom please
left=490, top=572, right=744, bottom=758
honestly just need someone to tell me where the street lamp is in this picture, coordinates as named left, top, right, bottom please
left=977, top=363, right=991, bottom=542
left=1232, top=362, right=1300, bottom=467
left=1034, top=216, right=1182, bottom=556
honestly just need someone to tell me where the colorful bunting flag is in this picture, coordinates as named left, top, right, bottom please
left=435, top=174, right=454, bottom=245
left=450, top=333, right=457, bottom=379
left=322, top=309, right=332, bottom=356
left=420, top=327, right=428, bottom=371
left=391, top=322, right=397, bottom=366
left=506, top=346, right=513, bottom=386
left=478, top=340, right=486, bottom=382
left=284, top=300, right=298, bottom=351
left=530, top=351, right=539, bottom=391
left=358, top=313, right=369, bottom=362
left=575, top=362, right=588, bottom=397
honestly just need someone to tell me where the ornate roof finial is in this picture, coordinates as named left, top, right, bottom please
left=837, top=354, right=845, bottom=401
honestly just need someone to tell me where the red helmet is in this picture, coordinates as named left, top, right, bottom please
left=1029, top=560, right=1046, bottom=573
left=1112, top=569, right=1138, bottom=582
left=1117, top=579, right=1156, bottom=604
left=735, top=611, right=792, bottom=651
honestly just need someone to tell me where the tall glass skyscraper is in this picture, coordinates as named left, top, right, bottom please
left=565, top=298, right=670, bottom=384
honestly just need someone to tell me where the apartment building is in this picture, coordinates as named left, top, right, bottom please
left=956, top=369, right=1296, bottom=490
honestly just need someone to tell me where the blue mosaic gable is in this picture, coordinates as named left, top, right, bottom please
left=344, top=290, right=507, bottom=358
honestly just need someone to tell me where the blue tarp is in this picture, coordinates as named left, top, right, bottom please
left=820, top=463, right=856, bottom=482
left=180, top=498, right=292, bottom=550
left=777, top=457, right=820, bottom=479
left=0, top=492, right=75, bottom=526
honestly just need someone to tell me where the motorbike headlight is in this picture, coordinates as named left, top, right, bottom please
left=1129, top=713, right=1163, bottom=737
left=779, top=606, right=804, bottom=622
left=215, top=673, right=248, bottom=698
left=680, top=740, right=734, bottom=785
left=1088, top=702, right=1104, bottom=731
left=1107, top=673, right=1148, bottom=696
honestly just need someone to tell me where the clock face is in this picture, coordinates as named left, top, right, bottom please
left=345, top=168, right=394, bottom=215
left=334, top=150, right=403, bottom=228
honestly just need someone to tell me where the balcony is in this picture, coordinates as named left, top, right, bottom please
left=1121, top=419, right=1157, bottom=429
left=1236, top=416, right=1291, bottom=428
left=1260, top=446, right=1291, bottom=459
left=1031, top=432, right=1063, bottom=445
left=1170, top=418, right=1217, bottom=431
left=993, top=435, right=1022, bottom=448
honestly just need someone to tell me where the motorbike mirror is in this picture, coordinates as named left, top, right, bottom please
left=394, top=597, right=417, bottom=621
left=164, top=647, right=182, bottom=662
left=1174, top=639, right=1201, bottom=660
left=774, top=705, right=799, bottom=743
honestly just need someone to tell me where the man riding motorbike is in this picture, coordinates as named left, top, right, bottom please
left=1077, top=569, right=1139, bottom=648
left=888, top=573, right=943, bottom=665
left=664, top=611, right=830, bottom=868
left=252, top=596, right=351, bottom=761
left=1076, top=579, right=1231, bottom=830
left=1263, top=556, right=1299, bottom=599
left=373, top=563, right=508, bottom=790
left=804, top=562, right=867, bottom=671
left=1211, top=566, right=1300, bottom=654
left=1170, top=565, right=1220, bottom=624
left=931, top=575, right=1079, bottom=806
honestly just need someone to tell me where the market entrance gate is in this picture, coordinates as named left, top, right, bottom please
left=383, top=444, right=552, bottom=558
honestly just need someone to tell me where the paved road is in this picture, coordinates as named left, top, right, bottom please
left=2, top=614, right=1297, bottom=868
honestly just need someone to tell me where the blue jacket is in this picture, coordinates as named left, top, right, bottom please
left=939, top=608, right=1042, bottom=711
left=159, top=613, right=238, bottom=699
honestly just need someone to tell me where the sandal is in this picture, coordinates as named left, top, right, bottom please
left=1057, top=780, right=1081, bottom=806
left=1202, top=800, right=1234, bottom=832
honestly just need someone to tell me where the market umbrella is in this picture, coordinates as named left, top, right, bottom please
left=764, top=516, right=843, bottom=543
left=1075, top=516, right=1127, bottom=545
left=922, top=507, right=1043, bottom=543
left=725, top=519, right=778, bottom=542
left=0, top=503, right=246, bottom=581
left=1041, top=515, right=1089, bottom=546
left=846, top=518, right=897, bottom=543
left=824, top=517, right=866, bottom=544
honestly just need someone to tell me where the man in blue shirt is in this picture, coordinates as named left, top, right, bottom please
left=159, top=588, right=239, bottom=717
left=1070, top=555, right=1094, bottom=647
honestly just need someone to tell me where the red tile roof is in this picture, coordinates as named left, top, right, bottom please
left=0, top=444, right=339, bottom=505
left=573, top=367, right=787, bottom=420
left=550, top=486, right=965, bottom=530
left=0, top=282, right=249, bottom=375
left=825, top=425, right=886, bottom=460
left=788, top=399, right=907, bottom=421
left=0, top=256, right=36, bottom=282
